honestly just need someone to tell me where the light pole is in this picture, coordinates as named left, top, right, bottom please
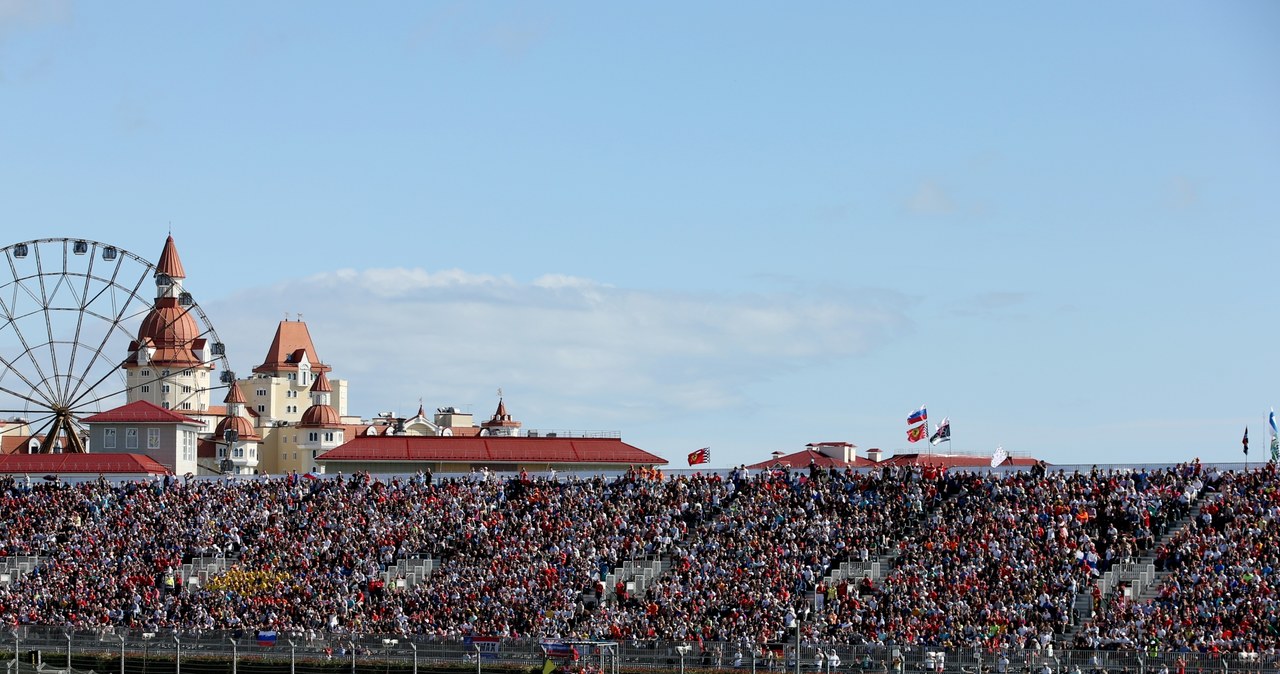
left=230, top=638, right=238, bottom=674
left=65, top=629, right=72, bottom=674
left=795, top=605, right=811, bottom=674
left=173, top=634, right=180, bottom=674
left=288, top=640, right=296, bottom=674
left=409, top=642, right=418, bottom=674
left=118, top=634, right=125, bottom=674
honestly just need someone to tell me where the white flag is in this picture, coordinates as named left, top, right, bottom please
left=991, top=446, right=1008, bottom=468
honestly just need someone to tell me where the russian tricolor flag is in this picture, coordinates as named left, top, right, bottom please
left=907, top=405, right=927, bottom=426
left=257, top=630, right=278, bottom=647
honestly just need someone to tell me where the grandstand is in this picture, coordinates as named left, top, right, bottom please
left=0, top=461, right=1274, bottom=672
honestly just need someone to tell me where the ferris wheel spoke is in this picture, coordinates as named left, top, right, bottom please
left=58, top=243, right=102, bottom=403
left=0, top=381, right=56, bottom=411
left=30, top=241, right=67, bottom=407
left=62, top=259, right=153, bottom=408
left=0, top=352, right=57, bottom=409
left=0, top=279, right=62, bottom=406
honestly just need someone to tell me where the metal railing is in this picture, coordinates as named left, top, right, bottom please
left=5, top=627, right=1271, bottom=674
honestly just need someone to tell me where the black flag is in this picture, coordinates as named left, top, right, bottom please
left=929, top=418, right=951, bottom=445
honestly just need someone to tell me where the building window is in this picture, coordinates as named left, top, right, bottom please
left=162, top=401, right=170, bottom=409
left=293, top=452, right=298, bottom=460
left=287, top=373, right=296, bottom=381
left=103, top=428, right=117, bottom=449
left=182, top=402, right=192, bottom=409
left=141, top=370, right=150, bottom=377
left=324, top=432, right=335, bottom=442
left=312, top=450, right=317, bottom=459
left=141, top=385, right=151, bottom=393
left=256, top=389, right=267, bottom=397
left=182, top=431, right=195, bottom=461
left=182, top=385, right=192, bottom=394
left=147, top=428, right=160, bottom=449
left=257, top=405, right=265, bottom=413
left=161, top=370, right=170, bottom=377
left=125, top=428, right=138, bottom=449
left=282, top=452, right=287, bottom=461
left=162, top=384, right=171, bottom=393
left=183, top=369, right=193, bottom=377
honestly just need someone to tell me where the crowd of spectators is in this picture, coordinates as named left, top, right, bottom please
left=0, top=459, right=1265, bottom=655
left=1081, top=463, right=1280, bottom=653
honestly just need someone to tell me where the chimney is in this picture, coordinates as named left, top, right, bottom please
left=866, top=448, right=884, bottom=463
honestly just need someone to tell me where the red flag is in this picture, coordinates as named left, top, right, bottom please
left=907, top=425, right=928, bottom=443
left=687, top=447, right=710, bottom=465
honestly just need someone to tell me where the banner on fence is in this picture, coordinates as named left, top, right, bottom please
left=464, top=636, right=501, bottom=660
left=540, top=642, right=580, bottom=660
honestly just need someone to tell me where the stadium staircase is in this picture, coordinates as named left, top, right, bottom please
left=823, top=557, right=886, bottom=585
left=1065, top=488, right=1217, bottom=640
left=381, top=556, right=435, bottom=589
left=179, top=556, right=229, bottom=590
left=604, top=556, right=668, bottom=603
left=0, top=555, right=44, bottom=588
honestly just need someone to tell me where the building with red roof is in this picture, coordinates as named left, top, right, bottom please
left=747, top=442, right=879, bottom=470
left=0, top=452, right=171, bottom=477
left=316, top=433, right=666, bottom=474
left=81, top=400, right=203, bottom=476
left=747, top=441, right=1044, bottom=471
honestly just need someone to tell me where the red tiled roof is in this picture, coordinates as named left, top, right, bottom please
left=224, top=384, right=248, bottom=405
left=310, top=371, right=332, bottom=393
left=253, top=320, right=331, bottom=375
left=81, top=400, right=204, bottom=425
left=124, top=297, right=206, bottom=367
left=2, top=435, right=37, bottom=455
left=482, top=398, right=521, bottom=429
left=299, top=403, right=341, bottom=428
left=213, top=414, right=261, bottom=441
left=318, top=435, right=666, bottom=466
left=0, top=453, right=172, bottom=475
left=156, top=235, right=186, bottom=280
left=747, top=448, right=877, bottom=470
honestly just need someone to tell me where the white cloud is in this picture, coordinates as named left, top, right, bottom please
left=205, top=268, right=911, bottom=429
left=0, top=0, right=70, bottom=32
left=905, top=180, right=957, bottom=215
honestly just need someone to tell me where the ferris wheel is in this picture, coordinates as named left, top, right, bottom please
left=0, top=237, right=232, bottom=453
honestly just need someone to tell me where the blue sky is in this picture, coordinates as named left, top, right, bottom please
left=2, top=2, right=1278, bottom=468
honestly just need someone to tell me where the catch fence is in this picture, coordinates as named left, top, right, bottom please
left=3, top=628, right=1267, bottom=674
